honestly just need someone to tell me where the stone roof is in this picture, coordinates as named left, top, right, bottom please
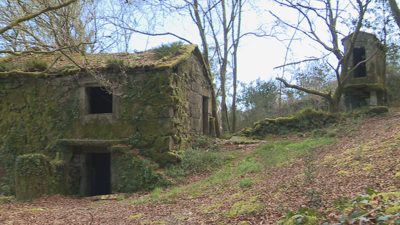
left=341, top=31, right=378, bottom=41
left=0, top=44, right=202, bottom=76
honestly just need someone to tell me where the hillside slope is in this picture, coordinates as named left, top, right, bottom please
left=1, top=108, right=400, bottom=224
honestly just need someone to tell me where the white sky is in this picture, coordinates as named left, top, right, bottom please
left=120, top=0, right=362, bottom=85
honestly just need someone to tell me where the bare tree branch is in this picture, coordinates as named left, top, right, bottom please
left=105, top=18, right=193, bottom=44
left=276, top=77, right=332, bottom=100
left=273, top=53, right=331, bottom=69
left=0, top=43, right=92, bottom=56
left=0, top=0, right=78, bottom=35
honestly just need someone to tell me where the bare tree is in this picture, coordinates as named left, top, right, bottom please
left=272, top=0, right=373, bottom=112
left=0, top=0, right=90, bottom=77
left=0, top=0, right=97, bottom=54
left=389, top=0, right=400, bottom=29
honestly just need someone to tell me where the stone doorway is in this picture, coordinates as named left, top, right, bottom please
left=87, top=153, right=111, bottom=196
left=69, top=146, right=112, bottom=197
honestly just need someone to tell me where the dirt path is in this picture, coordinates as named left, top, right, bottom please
left=1, top=108, right=400, bottom=224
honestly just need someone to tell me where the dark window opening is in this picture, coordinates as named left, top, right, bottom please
left=353, top=47, right=367, bottom=78
left=88, top=153, right=111, bottom=196
left=87, top=87, right=113, bottom=114
left=202, top=96, right=209, bottom=135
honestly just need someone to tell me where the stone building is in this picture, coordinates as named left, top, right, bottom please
left=342, top=31, right=386, bottom=110
left=0, top=44, right=214, bottom=200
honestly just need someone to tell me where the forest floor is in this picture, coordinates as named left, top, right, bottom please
left=1, top=107, right=400, bottom=224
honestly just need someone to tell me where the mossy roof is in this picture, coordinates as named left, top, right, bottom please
left=0, top=44, right=202, bottom=76
left=341, top=31, right=378, bottom=41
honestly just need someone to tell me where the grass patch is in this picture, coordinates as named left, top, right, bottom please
left=22, top=207, right=48, bottom=213
left=131, top=187, right=164, bottom=204
left=129, top=214, right=144, bottom=219
left=164, top=146, right=231, bottom=181
left=235, top=158, right=263, bottom=175
left=239, top=178, right=253, bottom=188
left=255, top=138, right=337, bottom=167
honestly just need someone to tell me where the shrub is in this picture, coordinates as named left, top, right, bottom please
left=0, top=61, right=12, bottom=72
left=24, top=58, right=48, bottom=72
left=106, top=59, right=125, bottom=70
left=348, top=106, right=389, bottom=118
left=153, top=41, right=183, bottom=59
left=239, top=107, right=341, bottom=139
left=325, top=130, right=337, bottom=137
left=239, top=178, right=253, bottom=188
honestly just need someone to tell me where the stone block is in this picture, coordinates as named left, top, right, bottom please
left=143, top=105, right=158, bottom=119
left=160, top=106, right=174, bottom=118
left=152, top=136, right=174, bottom=154
left=137, top=119, right=175, bottom=136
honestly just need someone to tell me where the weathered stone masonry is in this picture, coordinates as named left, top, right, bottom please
left=0, top=45, right=213, bottom=200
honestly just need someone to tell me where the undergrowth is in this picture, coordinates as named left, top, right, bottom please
left=255, top=138, right=338, bottom=167
left=153, top=41, right=183, bottom=59
left=281, top=189, right=400, bottom=224
left=164, top=140, right=231, bottom=181
left=132, top=138, right=338, bottom=205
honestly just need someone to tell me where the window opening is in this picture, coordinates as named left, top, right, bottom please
left=87, top=87, right=113, bottom=114
left=353, top=47, right=367, bottom=78
left=202, top=96, right=209, bottom=135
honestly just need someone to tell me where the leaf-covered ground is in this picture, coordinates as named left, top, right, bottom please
left=1, top=108, right=400, bottom=224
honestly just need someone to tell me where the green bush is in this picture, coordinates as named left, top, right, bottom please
left=0, top=61, right=12, bottom=72
left=239, top=178, right=253, bottom=188
left=24, top=58, right=48, bottom=72
left=325, top=130, right=337, bottom=137
left=106, top=59, right=125, bottom=70
left=240, top=107, right=341, bottom=139
left=348, top=106, right=389, bottom=118
left=153, top=41, right=183, bottom=59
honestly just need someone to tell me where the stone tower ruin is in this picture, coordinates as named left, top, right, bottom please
left=342, top=31, right=386, bottom=110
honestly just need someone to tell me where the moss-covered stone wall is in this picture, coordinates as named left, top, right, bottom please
left=239, top=108, right=341, bottom=139
left=0, top=51, right=212, bottom=199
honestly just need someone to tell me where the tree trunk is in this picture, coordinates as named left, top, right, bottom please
left=219, top=0, right=230, bottom=133
left=231, top=71, right=237, bottom=132
left=192, top=0, right=221, bottom=137
left=389, top=0, right=400, bottom=29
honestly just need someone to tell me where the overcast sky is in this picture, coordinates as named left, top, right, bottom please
left=119, top=0, right=370, bottom=85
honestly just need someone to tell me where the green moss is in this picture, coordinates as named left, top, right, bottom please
left=129, top=214, right=144, bottom=219
left=0, top=196, right=14, bottom=204
left=22, top=207, right=49, bottom=213
left=110, top=145, right=132, bottom=153
left=59, top=68, right=81, bottom=76
left=113, top=153, right=171, bottom=193
left=362, top=164, right=375, bottom=171
left=395, top=172, right=400, bottom=181
left=280, top=216, right=319, bottom=225
left=240, top=107, right=341, bottom=138
left=201, top=203, right=223, bottom=213
left=225, top=196, right=263, bottom=216
left=15, top=154, right=67, bottom=201
left=385, top=204, right=400, bottom=214
left=23, top=58, right=48, bottom=72
left=0, top=47, right=204, bottom=199
left=337, top=170, right=353, bottom=176
left=348, top=106, right=388, bottom=118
